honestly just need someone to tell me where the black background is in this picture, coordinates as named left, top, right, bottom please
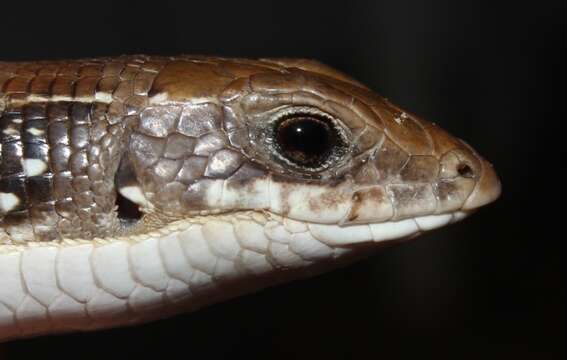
left=0, top=1, right=564, bottom=359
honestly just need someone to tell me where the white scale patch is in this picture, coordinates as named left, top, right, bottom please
left=24, top=94, right=114, bottom=104
left=394, top=112, right=408, bottom=125
left=2, top=128, right=19, bottom=136
left=26, top=128, right=45, bottom=136
left=0, top=193, right=20, bottom=213
left=23, top=159, right=48, bottom=177
left=95, top=92, right=113, bottom=103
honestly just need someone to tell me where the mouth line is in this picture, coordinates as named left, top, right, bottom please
left=139, top=209, right=472, bottom=249
left=1, top=210, right=471, bottom=251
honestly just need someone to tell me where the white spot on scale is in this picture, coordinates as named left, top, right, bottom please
left=95, top=92, right=113, bottom=103
left=11, top=118, right=22, bottom=124
left=119, top=186, right=149, bottom=207
left=26, top=94, right=49, bottom=102
left=394, top=112, right=408, bottom=125
left=26, top=128, right=45, bottom=136
left=22, top=94, right=113, bottom=104
left=2, top=128, right=19, bottom=136
left=23, top=159, right=48, bottom=177
left=0, top=192, right=20, bottom=212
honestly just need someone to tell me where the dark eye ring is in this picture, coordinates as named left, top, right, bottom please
left=271, top=108, right=348, bottom=171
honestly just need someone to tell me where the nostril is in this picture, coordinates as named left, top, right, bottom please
left=457, top=163, right=475, bottom=178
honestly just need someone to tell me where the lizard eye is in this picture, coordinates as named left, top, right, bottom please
left=271, top=107, right=349, bottom=171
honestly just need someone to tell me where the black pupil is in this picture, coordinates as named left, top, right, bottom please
left=275, top=116, right=335, bottom=167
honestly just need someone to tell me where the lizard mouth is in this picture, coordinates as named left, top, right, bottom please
left=104, top=201, right=471, bottom=250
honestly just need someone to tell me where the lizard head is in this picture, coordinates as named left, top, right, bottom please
left=118, top=57, right=501, bottom=256
left=0, top=56, right=502, bottom=340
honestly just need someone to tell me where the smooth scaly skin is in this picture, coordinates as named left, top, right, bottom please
left=0, top=55, right=501, bottom=341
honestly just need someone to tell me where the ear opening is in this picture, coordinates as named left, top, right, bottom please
left=116, top=190, right=142, bottom=225
left=115, top=152, right=145, bottom=226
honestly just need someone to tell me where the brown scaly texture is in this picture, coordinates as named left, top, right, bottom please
left=0, top=55, right=500, bottom=243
